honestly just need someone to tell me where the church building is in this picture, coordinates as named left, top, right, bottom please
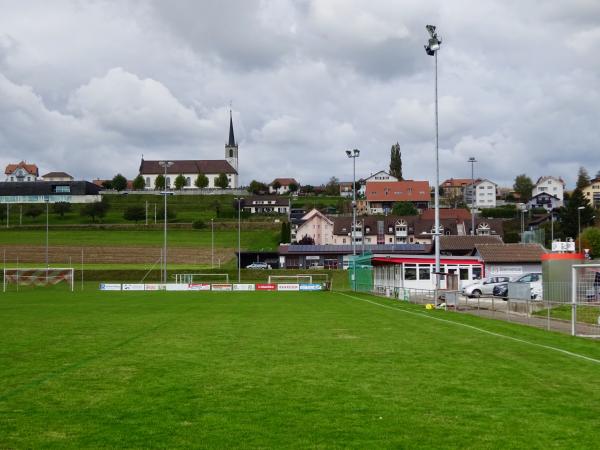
left=139, top=111, right=239, bottom=189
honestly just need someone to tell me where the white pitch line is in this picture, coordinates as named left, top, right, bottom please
left=337, top=292, right=600, bottom=365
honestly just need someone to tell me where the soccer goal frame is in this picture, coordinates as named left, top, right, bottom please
left=174, top=273, right=230, bottom=284
left=268, top=274, right=329, bottom=284
left=571, top=264, right=600, bottom=338
left=3, top=268, right=74, bottom=292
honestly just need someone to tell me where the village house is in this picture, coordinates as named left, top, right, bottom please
left=582, top=177, right=600, bottom=209
left=41, top=172, right=74, bottom=182
left=357, top=170, right=398, bottom=197
left=532, top=176, right=565, bottom=203
left=365, top=180, right=430, bottom=214
left=269, top=178, right=299, bottom=195
left=465, top=179, right=497, bottom=208
left=292, top=209, right=334, bottom=244
left=242, top=196, right=290, bottom=215
left=4, top=161, right=39, bottom=182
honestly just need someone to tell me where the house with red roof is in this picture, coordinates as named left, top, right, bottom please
left=5, top=161, right=39, bottom=182
left=269, top=178, right=299, bottom=195
left=365, top=180, right=430, bottom=214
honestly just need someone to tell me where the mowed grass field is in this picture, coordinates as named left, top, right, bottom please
left=2, top=289, right=600, bottom=448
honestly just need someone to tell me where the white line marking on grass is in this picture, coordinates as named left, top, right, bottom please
left=337, top=292, right=600, bottom=365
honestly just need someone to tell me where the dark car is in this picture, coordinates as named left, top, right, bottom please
left=492, top=283, right=508, bottom=298
left=493, top=273, right=543, bottom=300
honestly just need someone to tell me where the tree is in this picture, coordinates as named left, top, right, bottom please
left=248, top=180, right=267, bottom=195
left=325, top=177, right=339, bottom=196
left=112, top=173, right=127, bottom=191
left=215, top=173, right=229, bottom=189
left=271, top=180, right=281, bottom=193
left=80, top=201, right=109, bottom=222
left=24, top=205, right=43, bottom=219
left=52, top=202, right=71, bottom=218
left=101, top=180, right=113, bottom=190
left=389, top=142, right=403, bottom=180
left=302, top=184, right=314, bottom=194
left=132, top=175, right=146, bottom=191
left=280, top=221, right=291, bottom=244
left=123, top=205, right=145, bottom=224
left=174, top=174, right=186, bottom=190
left=558, top=188, right=595, bottom=239
left=154, top=174, right=165, bottom=190
left=211, top=200, right=221, bottom=217
left=195, top=173, right=209, bottom=189
left=157, top=206, right=177, bottom=221
left=297, top=235, right=315, bottom=245
left=579, top=227, right=600, bottom=258
left=576, top=166, right=591, bottom=190
left=392, top=202, right=418, bottom=216
left=595, top=170, right=600, bottom=181
left=513, top=174, right=534, bottom=203
left=288, top=182, right=299, bottom=193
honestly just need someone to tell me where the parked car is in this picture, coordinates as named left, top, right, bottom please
left=493, top=273, right=543, bottom=300
left=462, top=277, right=510, bottom=298
left=246, top=262, right=270, bottom=269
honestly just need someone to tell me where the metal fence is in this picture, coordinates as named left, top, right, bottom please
left=368, top=281, right=600, bottom=338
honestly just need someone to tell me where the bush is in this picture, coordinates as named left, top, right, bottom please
left=24, top=205, right=44, bottom=219
left=192, top=219, right=207, bottom=229
left=123, top=205, right=146, bottom=223
left=480, top=207, right=517, bottom=219
left=80, top=201, right=109, bottom=222
left=52, top=202, right=72, bottom=218
left=157, top=206, right=177, bottom=221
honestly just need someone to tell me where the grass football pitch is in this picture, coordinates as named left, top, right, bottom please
left=2, top=289, right=600, bottom=448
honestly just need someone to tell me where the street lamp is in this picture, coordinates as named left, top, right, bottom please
left=158, top=161, right=174, bottom=284
left=577, top=206, right=585, bottom=253
left=234, top=198, right=242, bottom=282
left=425, top=24, right=442, bottom=299
left=468, top=157, right=477, bottom=235
left=45, top=197, right=49, bottom=270
left=211, top=218, right=214, bottom=268
left=521, top=209, right=528, bottom=238
left=346, top=148, right=360, bottom=291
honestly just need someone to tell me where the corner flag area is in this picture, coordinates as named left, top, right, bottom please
left=1, top=289, right=600, bottom=448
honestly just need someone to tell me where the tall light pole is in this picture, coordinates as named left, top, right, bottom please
left=45, top=197, right=49, bottom=269
left=468, top=157, right=477, bottom=235
left=211, top=218, right=214, bottom=268
left=577, top=206, right=585, bottom=253
left=521, top=209, right=527, bottom=239
left=159, top=161, right=173, bottom=284
left=234, top=198, right=242, bottom=282
left=346, top=148, right=360, bottom=291
left=425, top=24, right=442, bottom=298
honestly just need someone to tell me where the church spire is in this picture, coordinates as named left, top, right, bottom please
left=228, top=109, right=236, bottom=147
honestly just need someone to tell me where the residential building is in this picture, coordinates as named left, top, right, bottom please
left=582, top=177, right=600, bottom=208
left=139, top=111, right=238, bottom=189
left=339, top=182, right=354, bottom=198
left=41, top=172, right=74, bottom=182
left=465, top=179, right=497, bottom=208
left=358, top=170, right=398, bottom=196
left=440, top=178, right=472, bottom=199
left=464, top=218, right=504, bottom=237
left=421, top=208, right=472, bottom=222
left=293, top=209, right=334, bottom=244
left=269, top=178, right=298, bottom=195
left=532, top=176, right=565, bottom=203
left=526, top=192, right=562, bottom=212
left=365, top=180, right=430, bottom=214
left=0, top=181, right=101, bottom=204
left=5, top=161, right=39, bottom=182
left=242, top=196, right=290, bottom=215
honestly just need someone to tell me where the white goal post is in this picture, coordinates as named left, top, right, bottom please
left=3, top=268, right=74, bottom=292
left=174, top=273, right=230, bottom=284
left=268, top=274, right=329, bottom=284
left=571, top=264, right=600, bottom=338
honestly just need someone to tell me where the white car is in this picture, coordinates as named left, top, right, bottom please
left=462, top=276, right=510, bottom=298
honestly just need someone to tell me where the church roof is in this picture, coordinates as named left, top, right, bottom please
left=139, top=159, right=237, bottom=175
left=228, top=110, right=236, bottom=147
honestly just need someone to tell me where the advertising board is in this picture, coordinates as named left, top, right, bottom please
left=277, top=283, right=300, bottom=291
left=144, top=284, right=165, bottom=291
left=211, top=283, right=233, bottom=291
left=99, top=283, right=121, bottom=291
left=299, top=283, right=323, bottom=291
left=188, top=283, right=211, bottom=291
left=165, top=284, right=190, bottom=291
left=256, top=283, right=277, bottom=291
left=233, top=284, right=256, bottom=291
left=122, top=284, right=145, bottom=291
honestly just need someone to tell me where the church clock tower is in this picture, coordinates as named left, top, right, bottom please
left=225, top=110, right=238, bottom=172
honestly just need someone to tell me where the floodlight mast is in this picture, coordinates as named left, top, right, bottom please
left=159, top=161, right=174, bottom=284
left=425, top=24, right=442, bottom=303
left=346, top=148, right=360, bottom=291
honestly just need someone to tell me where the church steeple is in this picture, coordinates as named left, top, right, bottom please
left=225, top=109, right=239, bottom=172
left=228, top=109, right=236, bottom=147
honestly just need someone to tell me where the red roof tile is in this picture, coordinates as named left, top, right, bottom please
left=366, top=180, right=430, bottom=202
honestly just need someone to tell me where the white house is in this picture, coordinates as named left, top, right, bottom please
left=269, top=178, right=298, bottom=195
left=465, top=179, right=497, bottom=208
left=532, top=176, right=565, bottom=204
left=358, top=170, right=398, bottom=197
left=5, top=161, right=39, bottom=182
left=41, top=172, right=74, bottom=182
left=243, top=196, right=290, bottom=215
left=293, top=209, right=334, bottom=244
left=139, top=111, right=239, bottom=189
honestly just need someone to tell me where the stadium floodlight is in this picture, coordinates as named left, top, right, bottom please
left=578, top=206, right=585, bottom=253
left=346, top=148, right=360, bottom=291
left=234, top=197, right=242, bottom=282
left=158, top=161, right=174, bottom=284
left=468, top=157, right=477, bottom=235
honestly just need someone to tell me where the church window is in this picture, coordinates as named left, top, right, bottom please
left=146, top=177, right=150, bottom=187
left=229, top=149, right=233, bottom=158
left=186, top=177, right=191, bottom=187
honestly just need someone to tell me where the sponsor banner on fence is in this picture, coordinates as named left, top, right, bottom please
left=144, top=284, right=165, bottom=291
left=299, top=283, right=323, bottom=291
left=211, top=283, right=233, bottom=292
left=122, top=283, right=145, bottom=291
left=188, top=283, right=211, bottom=291
left=256, top=283, right=277, bottom=291
left=233, top=283, right=256, bottom=291
left=100, top=283, right=122, bottom=291
left=277, top=283, right=300, bottom=291
left=166, top=284, right=190, bottom=291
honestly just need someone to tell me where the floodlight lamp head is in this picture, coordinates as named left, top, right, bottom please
left=345, top=150, right=352, bottom=157
left=353, top=149, right=360, bottom=157
left=468, top=157, right=476, bottom=163
left=426, top=25, right=437, bottom=38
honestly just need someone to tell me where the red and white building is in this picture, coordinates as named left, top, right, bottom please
left=364, top=180, right=431, bottom=214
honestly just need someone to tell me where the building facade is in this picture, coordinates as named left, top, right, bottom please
left=358, top=170, right=398, bottom=197
left=269, top=178, right=299, bottom=195
left=41, top=172, right=74, bottom=182
left=532, top=176, right=565, bottom=203
left=582, top=177, right=600, bottom=209
left=365, top=180, right=430, bottom=214
left=5, top=161, right=39, bottom=182
left=242, top=196, right=290, bottom=215
left=0, top=181, right=101, bottom=204
left=465, top=179, right=497, bottom=208
left=527, top=192, right=562, bottom=212
left=293, top=209, right=334, bottom=244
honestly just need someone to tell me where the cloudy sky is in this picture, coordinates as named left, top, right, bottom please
left=0, top=0, right=599, bottom=188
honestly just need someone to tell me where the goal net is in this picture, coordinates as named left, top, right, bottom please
left=3, top=268, right=74, bottom=292
left=571, top=264, right=600, bottom=338
left=268, top=275, right=313, bottom=284
left=174, top=273, right=229, bottom=284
